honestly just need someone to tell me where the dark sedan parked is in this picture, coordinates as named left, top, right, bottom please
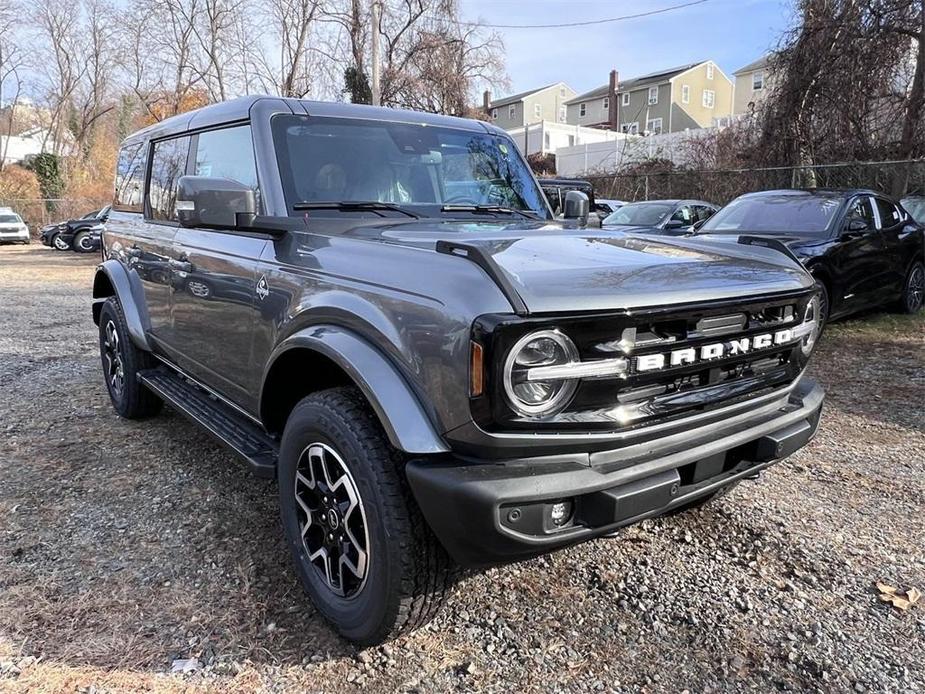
left=40, top=205, right=110, bottom=252
left=601, top=199, right=718, bottom=234
left=691, top=189, right=924, bottom=320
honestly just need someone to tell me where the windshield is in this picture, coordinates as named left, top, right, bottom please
left=271, top=115, right=550, bottom=219
left=0, top=214, right=22, bottom=224
left=602, top=203, right=673, bottom=227
left=902, top=197, right=925, bottom=224
left=699, top=195, right=841, bottom=235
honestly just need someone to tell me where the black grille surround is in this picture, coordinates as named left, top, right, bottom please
left=471, top=288, right=818, bottom=433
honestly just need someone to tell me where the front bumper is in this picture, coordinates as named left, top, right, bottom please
left=0, top=229, right=29, bottom=242
left=407, top=377, right=823, bottom=568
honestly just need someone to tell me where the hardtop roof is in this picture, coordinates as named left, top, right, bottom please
left=121, top=96, right=497, bottom=146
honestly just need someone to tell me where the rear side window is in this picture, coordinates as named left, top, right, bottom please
left=875, top=198, right=901, bottom=228
left=194, top=125, right=259, bottom=193
left=148, top=136, right=191, bottom=221
left=114, top=142, right=147, bottom=212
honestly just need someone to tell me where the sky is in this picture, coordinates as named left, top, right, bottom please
left=459, top=0, right=797, bottom=98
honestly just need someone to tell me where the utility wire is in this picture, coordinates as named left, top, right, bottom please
left=451, top=0, right=713, bottom=29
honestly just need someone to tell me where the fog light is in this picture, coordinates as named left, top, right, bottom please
left=549, top=500, right=573, bottom=526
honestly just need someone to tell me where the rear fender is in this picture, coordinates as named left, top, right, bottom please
left=92, top=260, right=152, bottom=352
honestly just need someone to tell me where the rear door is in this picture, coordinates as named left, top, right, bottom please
left=874, top=196, right=917, bottom=296
left=169, top=124, right=267, bottom=409
left=106, top=138, right=184, bottom=349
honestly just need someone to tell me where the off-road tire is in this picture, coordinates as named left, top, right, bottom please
left=52, top=233, right=70, bottom=251
left=73, top=231, right=95, bottom=253
left=98, top=297, right=162, bottom=419
left=278, top=386, right=456, bottom=645
left=898, top=260, right=924, bottom=314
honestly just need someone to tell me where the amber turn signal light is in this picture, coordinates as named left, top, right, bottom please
left=469, top=341, right=484, bottom=397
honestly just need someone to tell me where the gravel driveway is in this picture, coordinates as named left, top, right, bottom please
left=1, top=244, right=923, bottom=693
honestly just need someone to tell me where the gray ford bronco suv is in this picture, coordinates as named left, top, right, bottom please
left=93, top=96, right=825, bottom=644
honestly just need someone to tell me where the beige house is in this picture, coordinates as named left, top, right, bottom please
left=565, top=61, right=734, bottom=135
left=484, top=82, right=577, bottom=132
left=733, top=55, right=773, bottom=115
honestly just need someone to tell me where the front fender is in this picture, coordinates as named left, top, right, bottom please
left=92, top=260, right=152, bottom=352
left=262, top=325, right=450, bottom=455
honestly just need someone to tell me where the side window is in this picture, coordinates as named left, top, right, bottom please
left=148, top=136, right=191, bottom=222
left=194, top=125, right=259, bottom=192
left=113, top=142, right=147, bottom=212
left=671, top=205, right=693, bottom=223
left=874, top=198, right=901, bottom=229
left=694, top=205, right=715, bottom=222
left=847, top=197, right=875, bottom=229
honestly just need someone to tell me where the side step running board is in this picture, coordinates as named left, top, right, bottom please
left=139, top=368, right=277, bottom=478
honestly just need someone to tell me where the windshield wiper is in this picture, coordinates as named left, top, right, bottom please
left=440, top=204, right=539, bottom=220
left=292, top=200, right=421, bottom=218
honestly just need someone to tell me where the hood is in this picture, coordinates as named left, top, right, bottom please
left=343, top=220, right=815, bottom=314
left=692, top=232, right=828, bottom=251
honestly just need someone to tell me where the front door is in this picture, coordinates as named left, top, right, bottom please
left=167, top=124, right=266, bottom=410
left=832, top=195, right=885, bottom=311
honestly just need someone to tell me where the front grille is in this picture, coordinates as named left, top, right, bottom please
left=477, top=289, right=815, bottom=432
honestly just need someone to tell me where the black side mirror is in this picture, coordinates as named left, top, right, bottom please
left=176, top=176, right=256, bottom=229
left=663, top=219, right=687, bottom=230
left=563, top=190, right=589, bottom=226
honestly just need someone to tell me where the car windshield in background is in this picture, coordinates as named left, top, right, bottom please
left=902, top=198, right=925, bottom=224
left=0, top=214, right=21, bottom=224
left=699, top=195, right=842, bottom=235
left=271, top=115, right=550, bottom=219
left=602, top=203, right=673, bottom=227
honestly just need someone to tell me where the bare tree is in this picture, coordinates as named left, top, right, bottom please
left=31, top=0, right=84, bottom=157
left=0, top=0, right=27, bottom=169
left=757, top=0, right=917, bottom=178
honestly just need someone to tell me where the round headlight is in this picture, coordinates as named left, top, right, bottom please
left=503, top=329, right=579, bottom=417
left=799, top=294, right=823, bottom=355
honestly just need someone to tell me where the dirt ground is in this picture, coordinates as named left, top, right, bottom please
left=0, top=243, right=923, bottom=693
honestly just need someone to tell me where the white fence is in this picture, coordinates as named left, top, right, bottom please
left=507, top=120, right=624, bottom=157
left=555, top=127, right=721, bottom=177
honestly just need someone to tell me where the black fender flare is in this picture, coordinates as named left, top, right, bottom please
left=261, top=325, right=450, bottom=455
left=92, top=260, right=152, bottom=352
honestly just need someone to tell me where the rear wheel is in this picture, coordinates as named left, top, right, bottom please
left=278, top=387, right=455, bottom=645
left=73, top=231, right=95, bottom=253
left=898, top=261, right=924, bottom=314
left=52, top=234, right=70, bottom=251
left=98, top=297, right=162, bottom=419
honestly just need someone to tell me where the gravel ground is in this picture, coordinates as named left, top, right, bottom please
left=0, top=243, right=923, bottom=693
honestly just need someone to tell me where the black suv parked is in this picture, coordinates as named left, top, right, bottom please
left=691, top=189, right=925, bottom=319
left=93, top=97, right=825, bottom=644
left=41, top=205, right=110, bottom=252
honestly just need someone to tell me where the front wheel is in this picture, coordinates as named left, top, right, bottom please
left=278, top=387, right=455, bottom=645
left=52, top=234, right=70, bottom=251
left=898, top=261, right=924, bottom=314
left=73, top=231, right=96, bottom=253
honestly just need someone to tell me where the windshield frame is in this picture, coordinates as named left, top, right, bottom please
left=698, top=193, right=845, bottom=237
left=270, top=114, right=553, bottom=221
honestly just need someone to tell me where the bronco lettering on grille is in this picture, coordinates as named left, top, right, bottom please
left=635, top=328, right=794, bottom=372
